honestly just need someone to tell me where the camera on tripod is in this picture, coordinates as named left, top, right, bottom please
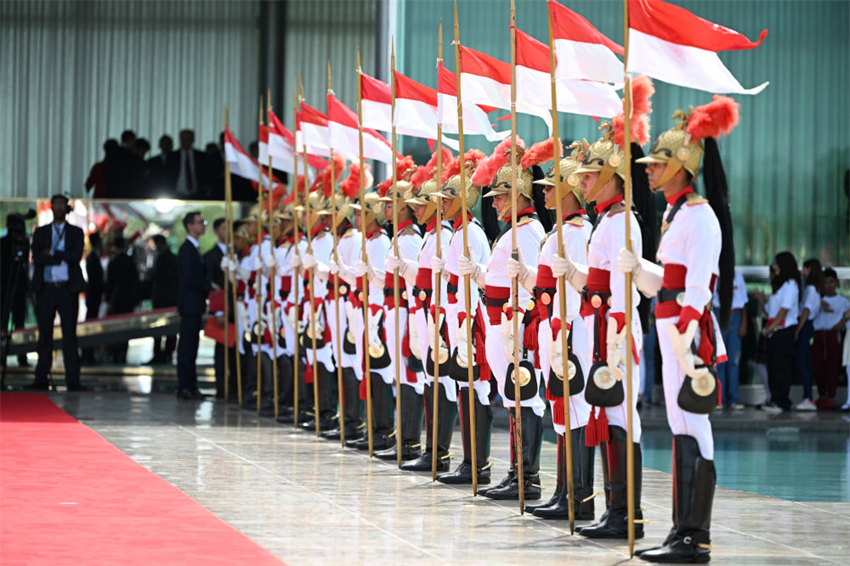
left=5, top=209, right=36, bottom=261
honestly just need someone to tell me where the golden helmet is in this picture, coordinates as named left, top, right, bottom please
left=435, top=149, right=487, bottom=209
left=234, top=224, right=251, bottom=240
left=636, top=108, right=703, bottom=187
left=325, top=194, right=353, bottom=228
left=349, top=190, right=384, bottom=226
left=378, top=180, right=415, bottom=207
left=240, top=203, right=261, bottom=223
left=574, top=122, right=627, bottom=200
left=481, top=161, right=534, bottom=199
left=538, top=140, right=589, bottom=207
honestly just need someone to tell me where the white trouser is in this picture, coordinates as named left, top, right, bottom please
left=385, top=307, right=424, bottom=394
left=351, top=304, right=393, bottom=385
left=539, top=316, right=592, bottom=434
left=582, top=313, right=643, bottom=443
left=486, top=316, right=544, bottom=417
left=301, top=302, right=333, bottom=373
left=656, top=315, right=715, bottom=459
left=326, top=297, right=357, bottom=369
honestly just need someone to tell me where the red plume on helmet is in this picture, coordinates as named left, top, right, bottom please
left=271, top=183, right=288, bottom=208
left=520, top=137, right=563, bottom=169
left=686, top=95, right=740, bottom=141
left=377, top=154, right=419, bottom=195
left=471, top=136, right=525, bottom=187
left=280, top=192, right=295, bottom=208
left=295, top=175, right=307, bottom=196
left=411, top=146, right=453, bottom=188
left=340, top=163, right=373, bottom=199
left=613, top=74, right=655, bottom=148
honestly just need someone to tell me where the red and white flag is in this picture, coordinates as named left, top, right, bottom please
left=296, top=103, right=331, bottom=156
left=458, top=44, right=553, bottom=132
left=515, top=27, right=621, bottom=118
left=270, top=109, right=329, bottom=172
left=627, top=0, right=768, bottom=95
left=258, top=124, right=295, bottom=173
left=224, top=127, right=262, bottom=185
left=437, top=61, right=509, bottom=141
left=548, top=0, right=624, bottom=86
left=359, top=72, right=392, bottom=133
left=327, top=93, right=395, bottom=165
left=391, top=70, right=460, bottom=150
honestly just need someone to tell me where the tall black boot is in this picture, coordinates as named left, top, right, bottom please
left=578, top=426, right=644, bottom=539
left=436, top=387, right=472, bottom=483
left=325, top=368, right=363, bottom=440
left=241, top=350, right=258, bottom=410
left=474, top=393, right=493, bottom=483
left=374, top=385, right=424, bottom=461
left=481, top=407, right=542, bottom=500
left=349, top=375, right=394, bottom=451
left=401, top=381, right=455, bottom=472
left=301, top=365, right=338, bottom=431
left=533, top=427, right=595, bottom=520
left=639, top=435, right=714, bottom=564
left=276, top=355, right=295, bottom=422
left=528, top=433, right=565, bottom=514
left=478, top=410, right=517, bottom=497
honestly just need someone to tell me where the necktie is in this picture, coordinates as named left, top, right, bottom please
left=185, top=151, right=194, bottom=194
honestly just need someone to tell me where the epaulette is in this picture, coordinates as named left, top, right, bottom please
left=516, top=216, right=536, bottom=228
left=400, top=224, right=417, bottom=237
left=314, top=229, right=330, bottom=241
left=607, top=202, right=626, bottom=216
left=341, top=228, right=356, bottom=239
left=565, top=215, right=584, bottom=227
left=685, top=192, right=709, bottom=206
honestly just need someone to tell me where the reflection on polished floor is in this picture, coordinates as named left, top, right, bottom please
left=46, top=393, right=847, bottom=566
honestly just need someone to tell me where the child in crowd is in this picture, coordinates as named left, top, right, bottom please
left=714, top=268, right=748, bottom=410
left=811, top=268, right=850, bottom=409
left=794, top=259, right=823, bottom=411
left=755, top=251, right=800, bottom=413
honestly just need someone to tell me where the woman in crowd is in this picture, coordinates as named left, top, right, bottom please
left=794, top=259, right=823, bottom=411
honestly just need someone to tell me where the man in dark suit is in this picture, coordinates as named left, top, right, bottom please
left=177, top=211, right=218, bottom=399
left=31, top=195, right=87, bottom=391
left=174, top=130, right=211, bottom=199
left=203, top=217, right=235, bottom=398
left=145, top=135, right=177, bottom=197
left=105, top=236, right=139, bottom=364
left=148, top=234, right=179, bottom=364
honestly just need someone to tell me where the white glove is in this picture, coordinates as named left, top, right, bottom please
left=331, top=259, right=357, bottom=286
left=329, top=258, right=340, bottom=275
left=302, top=252, right=317, bottom=269
left=458, top=255, right=486, bottom=287
left=264, top=253, right=277, bottom=270
left=289, top=253, right=302, bottom=270
left=617, top=247, right=664, bottom=297
left=500, top=312, right=517, bottom=361
left=606, top=322, right=626, bottom=382
left=456, top=318, right=472, bottom=367
left=237, top=264, right=251, bottom=282
left=367, top=308, right=383, bottom=350
left=430, top=254, right=446, bottom=275
left=220, top=256, right=232, bottom=273
left=506, top=250, right=537, bottom=293
left=549, top=321, right=568, bottom=379
left=253, top=255, right=264, bottom=271
left=385, top=251, right=402, bottom=272
left=668, top=320, right=709, bottom=379
left=353, top=259, right=372, bottom=279
left=386, top=252, right=417, bottom=285
left=408, top=316, right=422, bottom=359
left=550, top=253, right=575, bottom=279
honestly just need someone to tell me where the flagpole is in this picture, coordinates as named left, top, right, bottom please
left=431, top=20, right=445, bottom=482
left=508, top=0, right=525, bottom=514
left=357, top=49, right=375, bottom=457
left=292, top=84, right=302, bottom=429
left=301, top=76, right=322, bottom=439
left=453, top=2, right=478, bottom=496
left=223, top=107, right=239, bottom=404
left=390, top=41, right=403, bottom=469
left=267, top=90, right=280, bottom=421
left=547, top=7, right=575, bottom=534
left=622, top=0, right=636, bottom=556
left=328, top=60, right=346, bottom=447
left=256, top=99, right=265, bottom=414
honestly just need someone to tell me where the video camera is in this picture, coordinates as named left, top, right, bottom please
left=4, top=209, right=36, bottom=261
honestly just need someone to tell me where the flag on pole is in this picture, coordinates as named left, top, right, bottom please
left=224, top=127, right=263, bottom=184
left=548, top=0, right=624, bottom=86
left=258, top=124, right=295, bottom=173
left=515, top=27, right=621, bottom=118
left=327, top=93, right=395, bottom=165
left=390, top=70, right=460, bottom=150
left=296, top=103, right=331, bottom=156
left=270, top=109, right=329, bottom=172
left=437, top=61, right=509, bottom=141
left=457, top=44, right=554, bottom=132
left=359, top=72, right=393, bottom=132
left=627, top=0, right=768, bottom=95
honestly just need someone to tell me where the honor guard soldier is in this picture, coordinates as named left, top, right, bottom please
left=375, top=171, right=425, bottom=461
left=430, top=150, right=494, bottom=485
left=343, top=185, right=395, bottom=450
left=620, top=96, right=739, bottom=564
left=512, top=139, right=595, bottom=519
left=308, top=190, right=365, bottom=441
left=297, top=190, right=338, bottom=431
left=394, top=152, right=459, bottom=473
left=461, top=139, right=546, bottom=499
left=554, top=117, right=648, bottom=538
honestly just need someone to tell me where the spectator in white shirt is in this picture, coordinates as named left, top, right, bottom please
left=755, top=251, right=800, bottom=413
left=811, top=268, right=850, bottom=409
left=794, top=259, right=823, bottom=411
left=713, top=269, right=748, bottom=409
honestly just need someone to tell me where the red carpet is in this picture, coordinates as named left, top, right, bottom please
left=0, top=394, right=283, bottom=566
